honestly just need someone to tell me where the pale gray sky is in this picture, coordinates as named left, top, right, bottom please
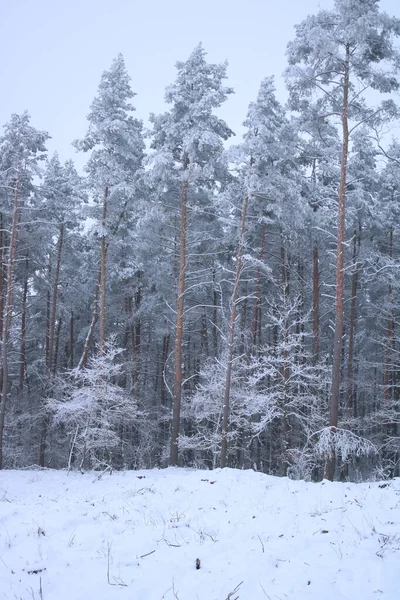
left=1, top=0, right=400, bottom=165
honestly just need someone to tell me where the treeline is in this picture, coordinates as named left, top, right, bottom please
left=0, top=0, right=399, bottom=480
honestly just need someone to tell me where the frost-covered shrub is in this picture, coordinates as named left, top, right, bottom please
left=47, top=340, right=138, bottom=470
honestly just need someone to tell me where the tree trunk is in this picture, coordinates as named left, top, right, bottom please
left=69, top=312, right=74, bottom=369
left=0, top=175, right=20, bottom=468
left=383, top=229, right=394, bottom=403
left=239, top=281, right=248, bottom=354
left=99, top=186, right=109, bottom=355
left=211, top=267, right=219, bottom=357
left=326, top=44, right=350, bottom=482
left=170, top=173, right=189, bottom=466
left=78, top=265, right=102, bottom=370
left=248, top=222, right=267, bottom=359
left=280, top=244, right=290, bottom=475
left=220, top=195, right=248, bottom=468
left=53, top=317, right=62, bottom=374
left=133, top=283, right=141, bottom=396
left=0, top=212, right=5, bottom=342
left=45, top=263, right=51, bottom=368
left=18, top=259, right=29, bottom=399
left=161, top=333, right=170, bottom=407
left=48, top=223, right=64, bottom=371
left=346, top=229, right=360, bottom=411
left=312, top=244, right=320, bottom=364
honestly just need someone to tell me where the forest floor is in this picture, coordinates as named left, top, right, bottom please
left=0, top=467, right=399, bottom=599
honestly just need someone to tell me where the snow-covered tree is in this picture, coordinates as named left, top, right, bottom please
left=74, top=54, right=145, bottom=357
left=47, top=339, right=138, bottom=470
left=0, top=113, right=48, bottom=468
left=286, top=0, right=400, bottom=480
left=148, top=43, right=234, bottom=465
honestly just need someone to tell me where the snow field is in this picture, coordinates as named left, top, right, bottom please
left=0, top=468, right=399, bottom=599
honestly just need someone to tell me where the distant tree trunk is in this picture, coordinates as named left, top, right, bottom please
left=346, top=229, right=360, bottom=411
left=0, top=212, right=5, bottom=341
left=99, top=186, right=109, bottom=356
left=53, top=318, right=62, bottom=374
left=240, top=281, right=248, bottom=354
left=69, top=312, right=74, bottom=369
left=312, top=244, right=320, bottom=364
left=383, top=229, right=394, bottom=403
left=248, top=222, right=267, bottom=359
left=161, top=332, right=170, bottom=407
left=45, top=263, right=51, bottom=368
left=78, top=265, right=102, bottom=370
left=18, top=259, right=29, bottom=398
left=0, top=175, right=20, bottom=469
left=326, top=44, right=350, bottom=482
left=133, top=283, right=141, bottom=395
left=200, top=313, right=209, bottom=358
left=280, top=244, right=290, bottom=475
left=170, top=167, right=189, bottom=466
left=48, top=223, right=64, bottom=371
left=220, top=194, right=248, bottom=468
left=211, top=267, right=219, bottom=357
left=40, top=223, right=65, bottom=466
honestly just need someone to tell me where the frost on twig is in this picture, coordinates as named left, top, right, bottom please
left=314, top=427, right=377, bottom=462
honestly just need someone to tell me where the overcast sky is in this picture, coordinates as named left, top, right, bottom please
left=1, top=0, right=400, bottom=165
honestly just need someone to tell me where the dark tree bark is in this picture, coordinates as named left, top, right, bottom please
left=99, top=186, right=109, bottom=355
left=69, top=312, right=74, bottom=369
left=48, top=223, right=64, bottom=371
left=161, top=333, right=170, bottom=407
left=248, top=223, right=267, bottom=359
left=346, top=229, right=360, bottom=411
left=383, top=229, right=394, bottom=404
left=0, top=212, right=5, bottom=342
left=211, top=267, right=219, bottom=357
left=312, top=244, right=320, bottom=364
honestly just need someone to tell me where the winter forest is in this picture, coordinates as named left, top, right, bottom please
left=1, top=0, right=400, bottom=482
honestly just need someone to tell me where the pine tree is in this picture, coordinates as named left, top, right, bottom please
left=0, top=113, right=48, bottom=468
left=286, top=0, right=400, bottom=480
left=74, top=54, right=144, bottom=358
left=148, top=43, right=234, bottom=465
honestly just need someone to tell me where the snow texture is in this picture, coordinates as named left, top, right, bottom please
left=0, top=468, right=399, bottom=599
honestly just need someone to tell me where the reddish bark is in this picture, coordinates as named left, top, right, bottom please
left=326, top=44, right=350, bottom=482
left=170, top=172, right=189, bottom=466
left=0, top=175, right=20, bottom=468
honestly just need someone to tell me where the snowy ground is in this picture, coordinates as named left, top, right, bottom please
left=0, top=468, right=399, bottom=600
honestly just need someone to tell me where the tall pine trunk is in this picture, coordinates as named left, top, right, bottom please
left=170, top=173, right=189, bottom=466
left=0, top=175, right=20, bottom=468
left=99, top=186, right=109, bottom=355
left=326, top=44, right=350, bottom=481
left=18, top=259, right=29, bottom=399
